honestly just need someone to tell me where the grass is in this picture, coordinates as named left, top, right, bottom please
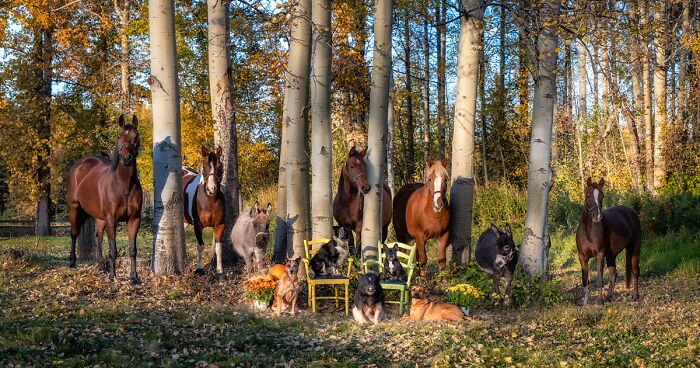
left=1, top=225, right=700, bottom=366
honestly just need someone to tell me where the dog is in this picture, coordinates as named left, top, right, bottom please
left=332, top=225, right=350, bottom=266
left=267, top=257, right=301, bottom=282
left=403, top=285, right=468, bottom=321
left=382, top=243, right=407, bottom=281
left=271, top=271, right=300, bottom=315
left=352, top=273, right=385, bottom=324
left=308, top=239, right=346, bottom=278
left=475, top=223, right=518, bottom=301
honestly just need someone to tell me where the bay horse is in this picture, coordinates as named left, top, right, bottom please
left=393, top=158, right=450, bottom=272
left=67, top=114, right=142, bottom=284
left=576, top=177, right=641, bottom=303
left=182, top=146, right=225, bottom=279
left=332, top=146, right=392, bottom=257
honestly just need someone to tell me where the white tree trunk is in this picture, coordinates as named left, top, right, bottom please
left=208, top=0, right=239, bottom=271
left=449, top=0, right=485, bottom=264
left=310, top=0, right=333, bottom=240
left=652, top=4, right=666, bottom=193
left=361, top=0, right=393, bottom=268
left=520, top=0, right=559, bottom=277
left=387, top=75, right=396, bottom=197
left=273, top=92, right=289, bottom=263
left=641, top=0, right=654, bottom=193
left=576, top=41, right=587, bottom=188
left=149, top=0, right=187, bottom=275
left=285, top=0, right=312, bottom=259
left=117, top=0, right=131, bottom=114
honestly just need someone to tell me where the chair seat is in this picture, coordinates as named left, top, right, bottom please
left=311, top=275, right=349, bottom=280
left=380, top=280, right=408, bottom=290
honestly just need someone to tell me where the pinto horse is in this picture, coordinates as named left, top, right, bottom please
left=182, top=146, right=225, bottom=278
left=576, top=177, right=641, bottom=303
left=332, top=146, right=392, bottom=256
left=67, top=115, right=143, bottom=284
left=393, top=158, right=450, bottom=271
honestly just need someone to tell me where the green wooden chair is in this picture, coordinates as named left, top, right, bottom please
left=363, top=241, right=417, bottom=315
left=302, top=238, right=354, bottom=315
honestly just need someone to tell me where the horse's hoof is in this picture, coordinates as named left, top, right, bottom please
left=131, top=277, right=142, bottom=285
left=216, top=273, right=226, bottom=281
left=69, top=262, right=76, bottom=268
left=194, top=268, right=205, bottom=276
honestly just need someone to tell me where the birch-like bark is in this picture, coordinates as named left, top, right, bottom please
left=449, top=0, right=485, bottom=264
left=436, top=0, right=447, bottom=156
left=361, top=0, right=393, bottom=268
left=423, top=7, right=431, bottom=164
left=652, top=3, right=667, bottom=193
left=208, top=0, right=240, bottom=270
left=285, top=0, right=312, bottom=259
left=387, top=75, right=396, bottom=197
left=404, top=14, right=415, bottom=180
left=310, top=0, right=333, bottom=239
left=273, top=92, right=289, bottom=263
left=116, top=0, right=131, bottom=113
left=575, top=41, right=586, bottom=188
left=149, top=0, right=187, bottom=275
left=520, top=0, right=559, bottom=277
left=640, top=0, right=654, bottom=193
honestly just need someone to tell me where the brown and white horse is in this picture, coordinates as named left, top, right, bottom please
left=182, top=146, right=225, bottom=278
left=67, top=114, right=143, bottom=284
left=333, top=146, right=392, bottom=256
left=576, top=177, right=642, bottom=303
left=393, top=158, right=450, bottom=271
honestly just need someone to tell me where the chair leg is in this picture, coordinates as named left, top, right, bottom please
left=335, top=285, right=339, bottom=307
left=311, top=285, right=317, bottom=313
left=345, top=283, right=349, bottom=316
left=308, top=282, right=312, bottom=309
left=399, top=289, right=405, bottom=316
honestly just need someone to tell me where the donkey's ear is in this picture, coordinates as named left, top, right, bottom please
left=505, top=223, right=513, bottom=238
left=598, top=178, right=605, bottom=187
left=490, top=223, right=500, bottom=235
left=215, top=146, right=223, bottom=157
left=118, top=114, right=125, bottom=127
left=266, top=203, right=273, bottom=215
left=250, top=202, right=259, bottom=217
left=201, top=145, right=209, bottom=158
left=586, top=177, right=592, bottom=186
left=131, top=115, right=138, bottom=129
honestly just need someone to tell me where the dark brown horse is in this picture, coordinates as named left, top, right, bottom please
left=393, top=158, right=450, bottom=271
left=576, top=177, right=641, bottom=303
left=333, top=146, right=392, bottom=256
left=67, top=115, right=143, bottom=284
left=182, top=146, right=225, bottom=278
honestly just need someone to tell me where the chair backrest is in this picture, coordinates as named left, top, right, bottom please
left=364, top=241, right=417, bottom=276
left=303, top=238, right=330, bottom=278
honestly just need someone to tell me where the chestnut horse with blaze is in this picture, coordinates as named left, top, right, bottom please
left=333, top=146, right=392, bottom=255
left=67, top=115, right=143, bottom=284
left=576, top=177, right=641, bottom=303
left=182, top=146, right=225, bottom=278
left=393, top=158, right=450, bottom=271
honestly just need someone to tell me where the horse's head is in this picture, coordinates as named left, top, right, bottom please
left=425, top=158, right=449, bottom=212
left=249, top=201, right=272, bottom=248
left=201, top=146, right=223, bottom=197
left=344, top=146, right=370, bottom=194
left=116, top=114, right=140, bottom=166
left=584, top=177, right=605, bottom=223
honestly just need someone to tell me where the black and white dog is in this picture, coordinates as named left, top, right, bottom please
left=308, top=227, right=349, bottom=278
left=382, top=243, right=407, bottom=281
left=352, top=272, right=385, bottom=324
left=475, top=223, right=518, bottom=300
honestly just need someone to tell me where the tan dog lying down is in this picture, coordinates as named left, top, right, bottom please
left=403, top=285, right=468, bottom=321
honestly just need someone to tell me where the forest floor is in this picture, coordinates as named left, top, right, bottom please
left=1, top=229, right=699, bottom=367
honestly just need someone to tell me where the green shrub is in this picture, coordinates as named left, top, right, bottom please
left=444, top=283, right=484, bottom=308
left=509, top=269, right=566, bottom=307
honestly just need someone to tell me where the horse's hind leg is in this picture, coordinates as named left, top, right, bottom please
left=605, top=254, right=617, bottom=301
left=127, top=216, right=141, bottom=284
left=631, top=249, right=641, bottom=302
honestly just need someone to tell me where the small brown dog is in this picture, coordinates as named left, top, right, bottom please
left=403, top=285, right=468, bottom=321
left=271, top=271, right=300, bottom=315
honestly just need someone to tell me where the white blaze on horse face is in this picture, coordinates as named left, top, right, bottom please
left=593, top=188, right=602, bottom=221
left=206, top=165, right=217, bottom=195
left=433, top=174, right=443, bottom=209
